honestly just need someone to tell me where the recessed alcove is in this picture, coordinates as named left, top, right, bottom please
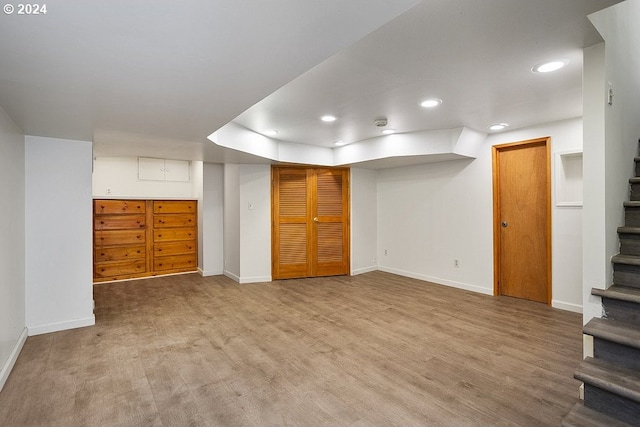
left=555, top=150, right=583, bottom=207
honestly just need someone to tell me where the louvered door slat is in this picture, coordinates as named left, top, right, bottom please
left=315, top=169, right=350, bottom=277
left=317, top=172, right=343, bottom=217
left=317, top=223, right=343, bottom=263
left=279, top=175, right=307, bottom=217
left=272, top=169, right=312, bottom=279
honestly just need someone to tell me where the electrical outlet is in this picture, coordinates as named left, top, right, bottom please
left=106, top=187, right=112, bottom=195
left=384, top=249, right=388, bottom=256
left=454, top=259, right=460, bottom=268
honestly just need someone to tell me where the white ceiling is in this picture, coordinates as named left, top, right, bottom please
left=0, top=0, right=622, bottom=167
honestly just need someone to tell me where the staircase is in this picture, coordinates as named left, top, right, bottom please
left=562, top=147, right=640, bottom=427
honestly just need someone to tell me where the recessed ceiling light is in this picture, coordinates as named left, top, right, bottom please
left=382, top=129, right=396, bottom=135
left=489, top=123, right=509, bottom=131
left=262, top=129, right=279, bottom=136
left=320, top=115, right=337, bottom=122
left=532, top=59, right=568, bottom=73
left=420, top=98, right=443, bottom=108
left=334, top=140, right=346, bottom=146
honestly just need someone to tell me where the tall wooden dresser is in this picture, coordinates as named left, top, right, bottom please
left=93, top=199, right=197, bottom=282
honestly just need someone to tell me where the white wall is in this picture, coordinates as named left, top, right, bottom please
left=586, top=1, right=640, bottom=322
left=25, top=136, right=95, bottom=335
left=223, top=164, right=271, bottom=284
left=198, top=163, right=224, bottom=276
left=583, top=42, right=608, bottom=325
left=0, top=107, right=26, bottom=392
left=92, top=157, right=197, bottom=198
left=223, top=164, right=241, bottom=280
left=351, top=168, right=378, bottom=275
left=239, top=164, right=271, bottom=283
left=377, top=118, right=584, bottom=311
left=377, top=157, right=493, bottom=295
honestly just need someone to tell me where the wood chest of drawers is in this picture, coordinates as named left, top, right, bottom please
left=93, top=199, right=197, bottom=282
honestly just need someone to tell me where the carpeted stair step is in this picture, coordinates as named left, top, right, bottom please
left=562, top=401, right=633, bottom=427
left=612, top=254, right=640, bottom=289
left=624, top=201, right=640, bottom=227
left=618, top=227, right=640, bottom=256
left=592, top=285, right=640, bottom=328
left=584, top=317, right=640, bottom=371
left=630, top=178, right=640, bottom=201
left=635, top=157, right=640, bottom=177
left=575, top=357, right=640, bottom=425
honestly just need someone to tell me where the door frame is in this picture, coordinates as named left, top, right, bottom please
left=491, top=137, right=552, bottom=303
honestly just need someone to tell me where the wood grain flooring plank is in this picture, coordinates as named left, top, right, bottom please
left=0, top=271, right=582, bottom=426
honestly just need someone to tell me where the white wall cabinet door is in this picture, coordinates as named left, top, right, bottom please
left=138, top=157, right=166, bottom=181
left=165, top=159, right=190, bottom=182
left=138, top=157, right=190, bottom=182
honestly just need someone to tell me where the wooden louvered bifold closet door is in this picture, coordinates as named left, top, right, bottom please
left=272, top=167, right=350, bottom=279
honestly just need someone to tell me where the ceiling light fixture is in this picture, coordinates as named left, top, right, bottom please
left=334, top=140, right=346, bottom=146
left=420, top=98, right=443, bottom=108
left=320, top=115, right=337, bottom=122
left=488, top=123, right=509, bottom=131
left=382, top=129, right=396, bottom=135
left=532, top=59, right=568, bottom=73
left=262, top=129, right=279, bottom=136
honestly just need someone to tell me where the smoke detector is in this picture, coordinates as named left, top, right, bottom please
left=374, top=118, right=388, bottom=127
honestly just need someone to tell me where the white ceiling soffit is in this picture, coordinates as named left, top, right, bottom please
left=0, top=0, right=419, bottom=143
left=209, top=122, right=486, bottom=168
left=231, top=0, right=621, bottom=150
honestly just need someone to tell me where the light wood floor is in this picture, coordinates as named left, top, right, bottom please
left=0, top=271, right=583, bottom=426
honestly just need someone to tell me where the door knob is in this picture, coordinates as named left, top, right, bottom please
left=313, top=217, right=319, bottom=223
left=501, top=221, right=508, bottom=228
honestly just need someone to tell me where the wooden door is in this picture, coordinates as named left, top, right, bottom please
left=492, top=138, right=551, bottom=304
left=272, top=167, right=350, bottom=279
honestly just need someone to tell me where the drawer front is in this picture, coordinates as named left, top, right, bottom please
left=153, top=254, right=196, bottom=272
left=154, top=228, right=196, bottom=242
left=94, top=229, right=146, bottom=246
left=94, top=259, right=146, bottom=279
left=153, top=200, right=196, bottom=214
left=94, top=214, right=145, bottom=231
left=94, top=200, right=146, bottom=215
left=154, top=240, right=196, bottom=257
left=95, top=245, right=146, bottom=262
left=154, top=213, right=196, bottom=228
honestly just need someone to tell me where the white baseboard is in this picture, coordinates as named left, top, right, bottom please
left=552, top=300, right=583, bottom=313
left=351, top=265, right=377, bottom=276
left=378, top=266, right=493, bottom=295
left=27, top=315, right=95, bottom=336
left=239, top=275, right=272, bottom=284
left=0, top=327, right=27, bottom=392
left=223, top=270, right=241, bottom=283
left=198, top=268, right=224, bottom=277
left=223, top=270, right=271, bottom=284
left=579, top=383, right=584, bottom=400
